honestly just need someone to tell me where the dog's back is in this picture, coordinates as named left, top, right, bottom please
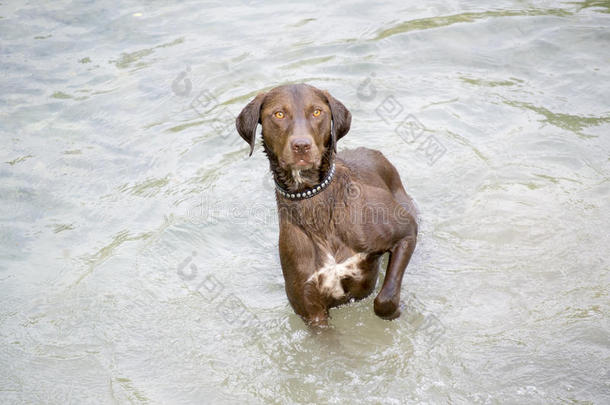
left=236, top=84, right=418, bottom=327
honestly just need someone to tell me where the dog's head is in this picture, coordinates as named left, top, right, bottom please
left=236, top=84, right=351, bottom=190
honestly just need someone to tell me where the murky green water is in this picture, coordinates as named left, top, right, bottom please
left=1, top=1, right=609, bottom=403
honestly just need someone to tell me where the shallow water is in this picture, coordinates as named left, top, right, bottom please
left=1, top=0, right=609, bottom=403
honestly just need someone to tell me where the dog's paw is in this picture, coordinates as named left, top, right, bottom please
left=374, top=294, right=401, bottom=320
left=304, top=314, right=329, bottom=329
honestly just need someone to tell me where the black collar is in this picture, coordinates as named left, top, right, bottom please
left=275, top=163, right=336, bottom=200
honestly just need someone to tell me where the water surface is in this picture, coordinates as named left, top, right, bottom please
left=1, top=0, right=609, bottom=403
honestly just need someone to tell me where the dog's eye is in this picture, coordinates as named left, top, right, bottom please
left=274, top=111, right=285, bottom=119
left=313, top=109, right=321, bottom=117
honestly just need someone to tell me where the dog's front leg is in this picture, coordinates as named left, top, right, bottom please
left=374, top=234, right=417, bottom=319
left=284, top=266, right=330, bottom=328
left=279, top=223, right=329, bottom=327
left=300, top=280, right=330, bottom=327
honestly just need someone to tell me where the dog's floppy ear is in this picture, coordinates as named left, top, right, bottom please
left=323, top=90, right=352, bottom=152
left=236, top=92, right=266, bottom=156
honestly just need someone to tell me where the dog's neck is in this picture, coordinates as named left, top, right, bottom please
left=263, top=141, right=334, bottom=194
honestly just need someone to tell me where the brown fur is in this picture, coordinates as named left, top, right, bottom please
left=236, top=84, right=418, bottom=327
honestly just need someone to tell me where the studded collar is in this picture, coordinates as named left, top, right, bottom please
left=275, top=163, right=336, bottom=200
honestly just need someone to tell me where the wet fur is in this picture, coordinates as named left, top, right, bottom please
left=236, top=84, right=418, bottom=327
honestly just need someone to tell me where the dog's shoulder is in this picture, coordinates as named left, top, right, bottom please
left=338, top=147, right=397, bottom=178
left=338, top=146, right=384, bottom=161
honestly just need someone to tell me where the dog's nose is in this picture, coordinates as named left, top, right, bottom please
left=291, top=138, right=312, bottom=155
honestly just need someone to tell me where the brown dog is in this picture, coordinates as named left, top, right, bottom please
left=236, top=84, right=418, bottom=327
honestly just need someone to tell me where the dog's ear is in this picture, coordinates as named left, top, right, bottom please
left=236, top=92, right=266, bottom=156
left=323, top=90, right=352, bottom=152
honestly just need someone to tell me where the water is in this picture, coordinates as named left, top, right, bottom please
left=1, top=0, right=609, bottom=403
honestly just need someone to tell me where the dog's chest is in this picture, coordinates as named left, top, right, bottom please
left=307, top=252, right=368, bottom=300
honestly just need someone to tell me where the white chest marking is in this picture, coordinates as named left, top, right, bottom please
left=308, top=253, right=367, bottom=299
left=292, top=169, right=304, bottom=185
